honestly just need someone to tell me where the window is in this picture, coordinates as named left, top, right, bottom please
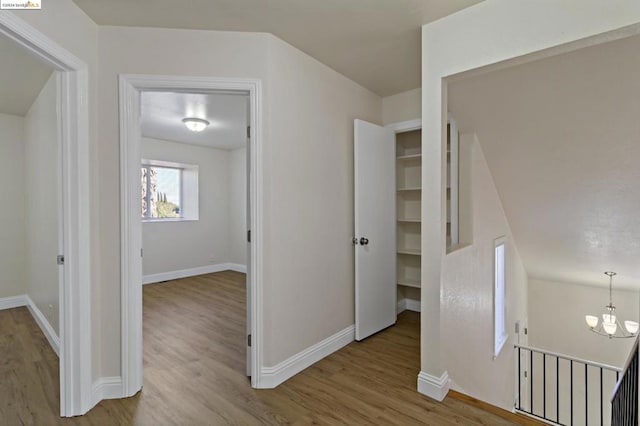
left=141, top=160, right=198, bottom=221
left=494, top=237, right=507, bottom=357
left=141, top=165, right=182, bottom=219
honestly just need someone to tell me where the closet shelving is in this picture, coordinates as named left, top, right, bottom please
left=396, top=129, right=422, bottom=294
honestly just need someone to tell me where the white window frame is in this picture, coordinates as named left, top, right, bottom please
left=141, top=159, right=199, bottom=222
left=494, top=236, right=508, bottom=358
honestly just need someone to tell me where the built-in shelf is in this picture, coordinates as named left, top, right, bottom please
left=396, top=154, right=422, bottom=161
left=397, top=248, right=421, bottom=256
left=398, top=280, right=421, bottom=289
left=396, top=128, right=422, bottom=308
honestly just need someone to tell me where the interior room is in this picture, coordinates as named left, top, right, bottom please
left=2, top=1, right=640, bottom=424
left=138, top=90, right=250, bottom=407
left=0, top=33, right=62, bottom=414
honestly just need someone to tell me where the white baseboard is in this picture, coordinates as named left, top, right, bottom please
left=397, top=298, right=421, bottom=314
left=418, top=370, right=450, bottom=401
left=259, top=325, right=355, bottom=388
left=143, top=263, right=247, bottom=284
left=0, top=294, right=28, bottom=310
left=226, top=263, right=247, bottom=273
left=0, top=294, right=59, bottom=357
left=405, top=299, right=421, bottom=312
left=25, top=296, right=60, bottom=357
left=91, top=376, right=123, bottom=407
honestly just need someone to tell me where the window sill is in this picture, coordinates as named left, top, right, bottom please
left=493, top=334, right=508, bottom=360
left=142, top=217, right=198, bottom=223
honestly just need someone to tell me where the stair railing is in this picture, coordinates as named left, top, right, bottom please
left=514, top=344, right=622, bottom=425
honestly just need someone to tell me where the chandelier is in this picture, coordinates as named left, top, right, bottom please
left=585, top=272, right=639, bottom=339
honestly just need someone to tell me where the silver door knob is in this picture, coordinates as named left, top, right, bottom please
left=360, top=237, right=369, bottom=245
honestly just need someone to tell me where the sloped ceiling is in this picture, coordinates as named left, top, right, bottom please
left=0, top=35, right=53, bottom=116
left=449, top=33, right=640, bottom=290
left=72, top=0, right=482, bottom=96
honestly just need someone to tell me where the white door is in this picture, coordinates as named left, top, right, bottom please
left=354, top=119, right=396, bottom=341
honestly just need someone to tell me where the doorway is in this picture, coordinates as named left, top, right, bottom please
left=353, top=119, right=423, bottom=341
left=0, top=14, right=92, bottom=417
left=119, top=75, right=263, bottom=396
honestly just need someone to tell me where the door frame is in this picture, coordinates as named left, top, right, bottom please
left=0, top=13, right=93, bottom=417
left=118, top=74, right=264, bottom=395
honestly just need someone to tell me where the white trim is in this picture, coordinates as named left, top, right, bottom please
left=405, top=299, right=421, bottom=312
left=386, top=119, right=422, bottom=133
left=0, top=13, right=92, bottom=417
left=143, top=263, right=247, bottom=284
left=417, top=370, right=450, bottom=401
left=260, top=325, right=355, bottom=388
left=0, top=295, right=60, bottom=356
left=397, top=298, right=421, bottom=314
left=397, top=298, right=407, bottom=314
left=25, top=296, right=60, bottom=357
left=227, top=263, right=248, bottom=273
left=448, top=115, right=459, bottom=246
left=91, top=377, right=123, bottom=408
left=0, top=294, right=28, bottom=310
left=120, top=74, right=264, bottom=396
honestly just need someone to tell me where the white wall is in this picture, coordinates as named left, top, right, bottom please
left=98, top=26, right=381, bottom=376
left=263, top=35, right=380, bottom=366
left=441, top=136, right=528, bottom=411
left=0, top=113, right=26, bottom=298
left=19, top=3, right=380, bottom=389
left=24, top=74, right=59, bottom=333
left=97, top=26, right=270, bottom=377
left=13, top=0, right=102, bottom=379
left=142, top=137, right=230, bottom=275
left=421, top=0, right=640, bottom=395
left=382, top=88, right=421, bottom=125
left=529, top=279, right=639, bottom=367
left=228, top=147, right=247, bottom=266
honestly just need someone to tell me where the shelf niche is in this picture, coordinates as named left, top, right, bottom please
left=396, top=128, right=422, bottom=292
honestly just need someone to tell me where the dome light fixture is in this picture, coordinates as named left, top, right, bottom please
left=585, top=272, right=639, bottom=339
left=182, top=117, right=209, bottom=132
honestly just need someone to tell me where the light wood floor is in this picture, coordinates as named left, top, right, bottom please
left=1, top=271, right=539, bottom=425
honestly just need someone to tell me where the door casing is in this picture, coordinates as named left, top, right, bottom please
left=118, top=75, right=264, bottom=394
left=0, top=12, right=93, bottom=417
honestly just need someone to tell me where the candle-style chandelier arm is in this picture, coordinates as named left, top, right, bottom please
left=584, top=272, right=639, bottom=339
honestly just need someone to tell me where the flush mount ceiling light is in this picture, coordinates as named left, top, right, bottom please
left=585, top=272, right=639, bottom=339
left=182, top=117, right=209, bottom=132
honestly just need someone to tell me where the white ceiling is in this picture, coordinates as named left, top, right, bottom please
left=0, top=35, right=53, bottom=116
left=449, top=34, right=640, bottom=290
left=141, top=91, right=248, bottom=150
left=72, top=0, right=482, bottom=97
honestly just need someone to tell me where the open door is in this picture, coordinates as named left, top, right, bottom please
left=354, top=119, right=397, bottom=341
